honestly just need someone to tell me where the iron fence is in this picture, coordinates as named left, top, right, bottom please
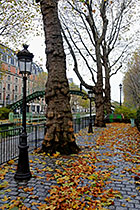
left=0, top=115, right=95, bottom=165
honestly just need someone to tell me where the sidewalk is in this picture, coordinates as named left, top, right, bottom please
left=0, top=123, right=140, bottom=209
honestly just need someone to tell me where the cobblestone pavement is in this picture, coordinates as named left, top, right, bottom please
left=0, top=123, right=140, bottom=209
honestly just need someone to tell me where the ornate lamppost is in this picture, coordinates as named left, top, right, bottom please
left=88, top=91, right=94, bottom=133
left=14, top=44, right=34, bottom=181
left=119, top=83, right=122, bottom=106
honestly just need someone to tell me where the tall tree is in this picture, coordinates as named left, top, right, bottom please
left=123, top=49, right=140, bottom=109
left=59, top=0, right=138, bottom=125
left=36, top=0, right=80, bottom=154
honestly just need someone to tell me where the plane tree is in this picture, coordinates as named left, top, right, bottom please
left=123, top=49, right=140, bottom=109
left=36, top=0, right=80, bottom=155
left=59, top=0, right=139, bottom=126
left=1, top=0, right=80, bottom=155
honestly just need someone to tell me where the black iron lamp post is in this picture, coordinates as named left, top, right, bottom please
left=88, top=91, right=94, bottom=133
left=14, top=44, right=34, bottom=181
left=119, top=84, right=122, bottom=106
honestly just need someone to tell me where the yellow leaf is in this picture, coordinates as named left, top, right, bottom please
left=2, top=196, right=8, bottom=201
left=8, top=160, right=15, bottom=165
left=122, top=204, right=126, bottom=207
left=125, top=197, right=131, bottom=202
left=52, top=152, right=60, bottom=158
left=0, top=181, right=9, bottom=189
left=31, top=202, right=38, bottom=205
left=5, top=189, right=11, bottom=192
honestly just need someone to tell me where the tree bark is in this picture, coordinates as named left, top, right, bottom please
left=104, top=72, right=112, bottom=114
left=39, top=0, right=80, bottom=155
left=101, top=3, right=112, bottom=115
left=94, top=44, right=105, bottom=127
left=103, top=48, right=112, bottom=114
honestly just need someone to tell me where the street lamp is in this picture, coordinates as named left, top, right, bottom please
left=119, top=84, right=122, bottom=106
left=14, top=44, right=34, bottom=181
left=88, top=91, right=94, bottom=133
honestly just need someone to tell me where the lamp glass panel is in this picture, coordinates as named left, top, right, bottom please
left=19, top=60, right=25, bottom=73
left=26, top=61, right=32, bottom=74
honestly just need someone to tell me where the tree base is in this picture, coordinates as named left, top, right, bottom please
left=94, top=121, right=106, bottom=127
left=41, top=141, right=80, bottom=155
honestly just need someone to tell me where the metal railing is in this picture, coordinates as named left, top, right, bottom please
left=73, top=115, right=95, bottom=133
left=0, top=123, right=45, bottom=164
left=0, top=115, right=95, bottom=164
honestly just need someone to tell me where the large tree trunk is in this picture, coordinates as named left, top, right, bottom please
left=102, top=43, right=112, bottom=114
left=94, top=92, right=105, bottom=127
left=104, top=74, right=112, bottom=114
left=94, top=45, right=105, bottom=127
left=39, top=0, right=80, bottom=155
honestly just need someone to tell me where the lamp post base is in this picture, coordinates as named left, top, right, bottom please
left=88, top=122, right=93, bottom=133
left=14, top=144, right=32, bottom=181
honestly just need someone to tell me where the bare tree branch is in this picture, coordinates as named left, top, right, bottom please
left=61, top=26, right=95, bottom=90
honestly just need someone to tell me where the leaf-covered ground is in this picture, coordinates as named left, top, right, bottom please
left=0, top=123, right=140, bottom=210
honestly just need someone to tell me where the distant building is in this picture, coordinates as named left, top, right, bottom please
left=68, top=78, right=73, bottom=84
left=0, top=44, right=45, bottom=114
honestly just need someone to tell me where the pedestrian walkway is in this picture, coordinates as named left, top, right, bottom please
left=0, top=123, right=140, bottom=209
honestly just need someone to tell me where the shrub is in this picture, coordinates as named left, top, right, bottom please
left=114, top=106, right=137, bottom=122
left=0, top=107, right=11, bottom=120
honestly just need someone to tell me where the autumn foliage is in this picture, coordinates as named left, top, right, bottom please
left=0, top=123, right=140, bottom=209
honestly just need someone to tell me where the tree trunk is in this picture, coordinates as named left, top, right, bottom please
left=94, top=45, right=105, bottom=127
left=104, top=66, right=112, bottom=114
left=104, top=75, right=112, bottom=114
left=94, top=92, right=105, bottom=127
left=39, top=0, right=80, bottom=155
left=102, top=43, right=112, bottom=114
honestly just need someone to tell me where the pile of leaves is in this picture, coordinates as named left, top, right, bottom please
left=0, top=123, right=140, bottom=209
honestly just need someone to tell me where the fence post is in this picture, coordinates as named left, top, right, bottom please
left=44, top=123, right=47, bottom=135
left=35, top=126, right=37, bottom=149
left=81, top=117, right=84, bottom=129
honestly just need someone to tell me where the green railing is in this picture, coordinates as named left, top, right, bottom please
left=7, top=90, right=88, bottom=110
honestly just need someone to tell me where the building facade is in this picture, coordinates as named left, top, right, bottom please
left=0, top=44, right=46, bottom=114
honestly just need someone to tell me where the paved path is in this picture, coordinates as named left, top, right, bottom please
left=0, top=123, right=140, bottom=209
